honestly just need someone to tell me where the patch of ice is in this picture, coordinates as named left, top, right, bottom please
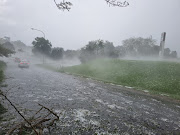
left=26, top=94, right=34, bottom=97
left=160, top=93, right=169, bottom=97
left=95, top=131, right=119, bottom=135
left=73, top=109, right=91, bottom=123
left=33, top=99, right=39, bottom=102
left=78, top=97, right=88, bottom=101
left=67, top=98, right=73, bottom=101
left=125, top=86, right=133, bottom=89
left=89, top=120, right=100, bottom=126
left=151, top=99, right=161, bottom=103
left=161, top=118, right=168, bottom=122
left=54, top=109, right=62, bottom=114
left=96, top=99, right=125, bottom=110
left=110, top=83, right=115, bottom=85
left=143, top=90, right=149, bottom=93
left=95, top=99, right=104, bottom=104
left=107, top=104, right=116, bottom=109
left=145, top=111, right=150, bottom=114
left=125, top=100, right=133, bottom=104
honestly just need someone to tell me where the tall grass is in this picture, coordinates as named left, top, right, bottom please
left=61, top=59, right=180, bottom=99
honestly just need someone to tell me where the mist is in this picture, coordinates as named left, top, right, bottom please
left=0, top=0, right=180, bottom=56
left=0, top=1, right=180, bottom=134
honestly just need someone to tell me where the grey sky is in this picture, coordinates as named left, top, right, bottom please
left=0, top=0, right=180, bottom=55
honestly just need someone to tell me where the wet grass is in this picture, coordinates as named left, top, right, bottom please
left=60, top=59, right=180, bottom=100
left=0, top=61, right=7, bottom=121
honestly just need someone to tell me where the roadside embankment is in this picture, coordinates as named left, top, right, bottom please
left=39, top=59, right=180, bottom=100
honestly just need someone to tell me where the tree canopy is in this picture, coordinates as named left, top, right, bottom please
left=51, top=47, right=64, bottom=60
left=32, top=37, right=52, bottom=56
left=0, top=45, right=15, bottom=57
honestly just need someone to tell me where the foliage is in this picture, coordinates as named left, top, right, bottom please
left=11, top=40, right=27, bottom=51
left=64, top=49, right=79, bottom=59
left=32, top=37, right=52, bottom=56
left=122, top=37, right=158, bottom=56
left=170, top=51, right=177, bottom=58
left=61, top=59, right=180, bottom=99
left=0, top=61, right=7, bottom=120
left=79, top=39, right=118, bottom=63
left=51, top=47, right=64, bottom=60
left=1, top=42, right=15, bottom=51
left=0, top=36, right=10, bottom=44
left=0, top=45, right=15, bottom=57
left=79, top=37, right=178, bottom=64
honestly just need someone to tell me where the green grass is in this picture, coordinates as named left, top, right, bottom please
left=0, top=61, right=7, bottom=120
left=59, top=59, right=180, bottom=100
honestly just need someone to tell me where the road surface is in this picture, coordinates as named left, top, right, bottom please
left=1, top=61, right=180, bottom=135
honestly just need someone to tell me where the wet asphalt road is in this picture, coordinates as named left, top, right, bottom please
left=1, top=61, right=180, bottom=135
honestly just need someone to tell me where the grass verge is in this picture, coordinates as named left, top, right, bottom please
left=0, top=61, right=7, bottom=120
left=59, top=59, right=180, bottom=100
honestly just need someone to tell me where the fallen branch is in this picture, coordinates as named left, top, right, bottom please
left=0, top=91, right=39, bottom=135
left=38, top=103, right=59, bottom=119
left=0, top=90, right=60, bottom=135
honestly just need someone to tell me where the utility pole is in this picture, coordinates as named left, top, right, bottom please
left=159, top=32, right=166, bottom=58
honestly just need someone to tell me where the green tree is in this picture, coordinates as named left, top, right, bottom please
left=163, top=48, right=170, bottom=58
left=64, top=49, right=79, bottom=59
left=122, top=37, right=157, bottom=57
left=79, top=39, right=120, bottom=63
left=1, top=42, right=15, bottom=51
left=170, top=51, right=177, bottom=58
left=0, top=45, right=15, bottom=57
left=32, top=37, right=52, bottom=56
left=51, top=47, right=64, bottom=60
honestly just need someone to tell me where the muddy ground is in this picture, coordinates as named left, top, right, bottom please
left=0, top=61, right=180, bottom=135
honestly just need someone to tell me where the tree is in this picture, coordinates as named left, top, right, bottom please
left=32, top=37, right=52, bottom=56
left=116, top=46, right=126, bottom=57
left=103, top=41, right=115, bottom=57
left=53, top=0, right=129, bottom=11
left=1, top=42, right=15, bottom=51
left=170, top=51, right=177, bottom=58
left=0, top=45, right=14, bottom=57
left=79, top=39, right=120, bottom=63
left=0, top=36, right=11, bottom=44
left=51, top=47, right=64, bottom=60
left=122, top=37, right=157, bottom=57
left=163, top=48, right=170, bottom=58
left=64, top=49, right=79, bottom=59
left=11, top=40, right=26, bottom=51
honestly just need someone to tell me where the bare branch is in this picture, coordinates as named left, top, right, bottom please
left=54, top=0, right=73, bottom=11
left=38, top=103, right=59, bottom=119
left=0, top=91, right=39, bottom=135
left=0, top=90, right=60, bottom=134
left=105, top=0, right=129, bottom=7
left=53, top=0, right=129, bottom=11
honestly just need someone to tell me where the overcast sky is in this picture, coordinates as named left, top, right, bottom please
left=0, top=0, right=180, bottom=55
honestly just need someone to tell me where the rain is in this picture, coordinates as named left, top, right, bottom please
left=0, top=0, right=180, bottom=134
